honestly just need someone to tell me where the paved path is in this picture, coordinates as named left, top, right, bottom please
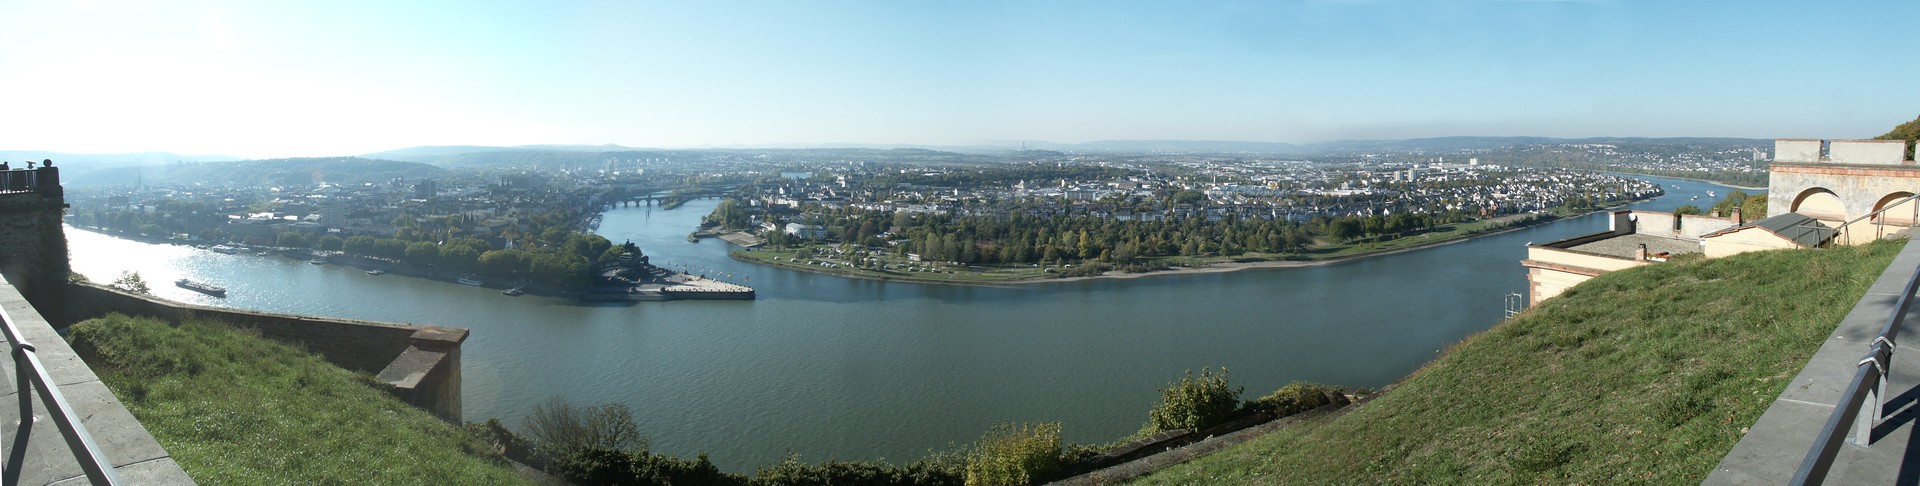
left=1709, top=235, right=1920, bottom=484
left=0, top=280, right=193, bottom=484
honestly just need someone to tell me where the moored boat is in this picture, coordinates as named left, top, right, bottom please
left=457, top=275, right=484, bottom=286
left=210, top=245, right=240, bottom=254
left=174, top=278, right=227, bottom=297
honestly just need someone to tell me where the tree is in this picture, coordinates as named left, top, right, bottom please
left=317, top=235, right=344, bottom=252
left=1673, top=204, right=1704, bottom=216
left=522, top=396, right=645, bottom=462
left=373, top=239, right=410, bottom=260
left=404, top=241, right=441, bottom=267
left=441, top=245, right=481, bottom=272
left=1875, top=114, right=1920, bottom=160
left=276, top=231, right=310, bottom=248
left=112, top=271, right=149, bottom=294
left=343, top=235, right=377, bottom=256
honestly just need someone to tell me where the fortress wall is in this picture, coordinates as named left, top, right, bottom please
left=62, top=282, right=466, bottom=421
left=0, top=167, right=71, bottom=311
left=1829, top=139, right=1908, bottom=166
left=1774, top=139, right=1823, bottom=164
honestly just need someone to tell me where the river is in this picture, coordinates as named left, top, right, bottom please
left=64, top=175, right=1751, bottom=471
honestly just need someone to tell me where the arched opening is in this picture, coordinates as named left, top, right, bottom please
left=1791, top=187, right=1846, bottom=224
left=1872, top=191, right=1919, bottom=227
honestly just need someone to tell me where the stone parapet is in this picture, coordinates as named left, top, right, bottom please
left=60, top=282, right=466, bottom=422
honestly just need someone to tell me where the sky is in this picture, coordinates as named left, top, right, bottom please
left=1, top=0, right=1915, bottom=159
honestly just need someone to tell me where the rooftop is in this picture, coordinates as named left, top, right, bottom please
left=1564, top=233, right=1701, bottom=260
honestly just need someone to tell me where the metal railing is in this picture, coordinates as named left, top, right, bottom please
left=1803, top=194, right=1920, bottom=247
left=2, top=303, right=122, bottom=485
left=1790, top=260, right=1920, bottom=485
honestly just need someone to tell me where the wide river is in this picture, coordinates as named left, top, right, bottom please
left=67, top=175, right=1747, bottom=471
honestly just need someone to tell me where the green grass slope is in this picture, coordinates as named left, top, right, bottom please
left=69, top=314, right=527, bottom=485
left=1136, top=240, right=1904, bottom=484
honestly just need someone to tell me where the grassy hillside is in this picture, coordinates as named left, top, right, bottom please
left=68, top=314, right=527, bottom=485
left=1135, top=240, right=1904, bottom=484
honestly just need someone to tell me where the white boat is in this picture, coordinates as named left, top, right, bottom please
left=457, top=275, right=484, bottom=286
left=209, top=245, right=240, bottom=254
left=366, top=269, right=385, bottom=276
left=174, top=278, right=227, bottom=297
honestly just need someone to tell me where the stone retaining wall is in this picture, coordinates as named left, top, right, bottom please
left=60, top=282, right=467, bottom=422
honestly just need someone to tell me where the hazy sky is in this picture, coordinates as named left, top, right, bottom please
left=2, top=0, right=1914, bottom=158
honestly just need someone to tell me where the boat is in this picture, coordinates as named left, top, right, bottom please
left=1707, top=190, right=1717, bottom=198
left=209, top=245, right=240, bottom=254
left=366, top=269, right=385, bottom=276
left=309, top=258, right=326, bottom=265
left=457, top=275, right=484, bottom=286
left=174, top=278, right=227, bottom=297
left=502, top=280, right=528, bottom=296
left=256, top=250, right=272, bottom=256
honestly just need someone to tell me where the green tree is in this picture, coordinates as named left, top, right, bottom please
left=372, top=239, right=409, bottom=260
left=343, top=235, right=377, bottom=256
left=1874, top=113, right=1920, bottom=160
left=1673, top=205, right=1704, bottom=216
left=441, top=245, right=481, bottom=272
left=404, top=241, right=440, bottom=267
left=276, top=231, right=309, bottom=248
left=317, top=235, right=344, bottom=252
left=1147, top=368, right=1242, bottom=432
left=112, top=271, right=150, bottom=294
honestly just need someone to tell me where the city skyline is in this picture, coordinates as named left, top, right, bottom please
left=2, top=0, right=1914, bottom=159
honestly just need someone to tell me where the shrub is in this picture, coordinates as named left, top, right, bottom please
left=964, top=422, right=1064, bottom=486
left=552, top=448, right=743, bottom=486
left=1255, top=382, right=1351, bottom=417
left=1147, top=368, right=1242, bottom=432
left=752, top=453, right=964, bottom=486
left=522, top=396, right=647, bottom=463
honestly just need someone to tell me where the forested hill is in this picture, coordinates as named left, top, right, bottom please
left=1876, top=114, right=1920, bottom=159
left=119, top=157, right=446, bottom=187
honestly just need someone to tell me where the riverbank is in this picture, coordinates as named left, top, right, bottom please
left=66, top=225, right=752, bottom=302
left=727, top=204, right=1619, bottom=287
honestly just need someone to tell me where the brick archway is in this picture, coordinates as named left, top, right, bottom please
left=1872, top=191, right=1919, bottom=226
left=1791, top=187, right=1846, bottom=224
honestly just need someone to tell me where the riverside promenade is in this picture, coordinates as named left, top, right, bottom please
left=1709, top=231, right=1920, bottom=484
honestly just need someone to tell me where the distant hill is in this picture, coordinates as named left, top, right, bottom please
left=105, top=157, right=445, bottom=188
left=356, top=137, right=1774, bottom=167
left=1022, top=140, right=1306, bottom=154
left=0, top=151, right=245, bottom=187
left=0, top=150, right=240, bottom=166
left=1299, top=136, right=1769, bottom=154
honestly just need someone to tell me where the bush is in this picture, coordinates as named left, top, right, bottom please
left=752, top=454, right=963, bottom=486
left=522, top=396, right=646, bottom=463
left=552, top=448, right=742, bottom=486
left=964, top=422, right=1064, bottom=486
left=1147, top=368, right=1242, bottom=432
left=1255, top=382, right=1350, bottom=417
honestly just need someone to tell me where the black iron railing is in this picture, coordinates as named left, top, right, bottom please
left=2, top=302, right=121, bottom=485
left=1790, top=260, right=1920, bottom=485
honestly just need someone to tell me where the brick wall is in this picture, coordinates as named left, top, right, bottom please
left=62, top=282, right=466, bottom=421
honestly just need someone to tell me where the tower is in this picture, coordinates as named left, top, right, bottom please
left=0, top=161, right=71, bottom=309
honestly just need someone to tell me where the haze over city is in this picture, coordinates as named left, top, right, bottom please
left=3, top=0, right=1916, bottom=159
